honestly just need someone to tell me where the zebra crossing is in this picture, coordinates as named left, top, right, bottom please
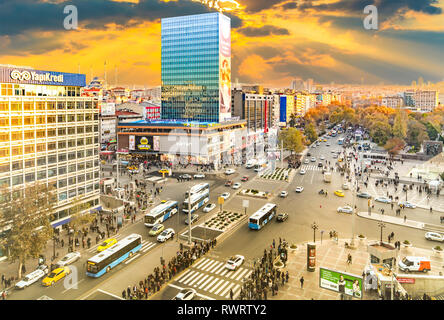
left=301, top=165, right=337, bottom=172
left=174, top=257, right=252, bottom=299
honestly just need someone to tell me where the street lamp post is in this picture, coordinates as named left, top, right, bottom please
left=188, top=189, right=192, bottom=245
left=311, top=222, right=318, bottom=243
left=378, top=221, right=386, bottom=244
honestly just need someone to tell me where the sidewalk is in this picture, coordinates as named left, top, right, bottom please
left=357, top=211, right=425, bottom=230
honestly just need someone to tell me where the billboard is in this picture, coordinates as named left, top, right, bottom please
left=319, top=267, right=363, bottom=299
left=129, top=135, right=135, bottom=151
left=100, top=102, right=116, bottom=116
left=0, top=66, right=86, bottom=87
left=135, top=136, right=158, bottom=152
left=219, top=14, right=231, bottom=123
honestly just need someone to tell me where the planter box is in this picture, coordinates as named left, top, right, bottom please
left=432, top=248, right=443, bottom=255
left=402, top=243, right=412, bottom=248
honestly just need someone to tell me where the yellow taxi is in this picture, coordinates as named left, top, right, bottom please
left=322, top=139, right=327, bottom=142
left=160, top=200, right=167, bottom=203
left=42, top=267, right=70, bottom=286
left=338, top=158, right=343, bottom=162
left=159, top=169, right=169, bottom=175
left=334, top=190, right=345, bottom=197
left=97, top=238, right=117, bottom=252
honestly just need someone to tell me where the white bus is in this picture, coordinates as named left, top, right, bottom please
left=86, top=234, right=142, bottom=278
left=183, top=189, right=210, bottom=214
left=248, top=203, right=277, bottom=230
left=184, top=183, right=210, bottom=198
left=144, top=200, right=179, bottom=227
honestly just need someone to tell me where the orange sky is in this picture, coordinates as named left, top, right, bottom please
left=1, top=0, right=444, bottom=87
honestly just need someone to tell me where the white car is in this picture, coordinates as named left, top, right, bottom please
left=193, top=174, right=205, bottom=179
left=225, top=255, right=245, bottom=271
left=225, top=169, right=236, bottom=175
left=375, top=197, right=392, bottom=204
left=337, top=206, right=353, bottom=214
left=220, top=192, right=230, bottom=200
left=172, top=288, right=196, bottom=300
left=232, top=182, right=241, bottom=190
left=398, top=201, right=417, bottom=209
left=203, top=203, right=216, bottom=213
left=157, top=228, right=175, bottom=242
left=333, top=154, right=338, bottom=159
left=254, top=167, right=264, bottom=173
left=342, top=183, right=349, bottom=190
left=300, top=169, right=306, bottom=175
left=295, top=186, right=304, bottom=193
left=304, top=159, right=309, bottom=164
left=425, top=232, right=444, bottom=242
left=56, top=252, right=81, bottom=267
left=15, top=269, right=47, bottom=289
left=326, top=143, right=330, bottom=146
left=310, top=157, right=316, bottom=162
left=280, top=191, right=288, bottom=198
left=320, top=155, right=325, bottom=160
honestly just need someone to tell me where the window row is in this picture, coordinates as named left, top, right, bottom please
left=0, top=170, right=99, bottom=187
left=0, top=100, right=96, bottom=111
left=0, top=114, right=98, bottom=127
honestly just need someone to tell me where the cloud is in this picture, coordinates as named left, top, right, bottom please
left=240, top=0, right=288, bottom=12
left=237, top=25, right=290, bottom=37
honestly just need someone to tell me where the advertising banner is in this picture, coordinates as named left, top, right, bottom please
left=101, top=102, right=116, bottom=116
left=153, top=136, right=160, bottom=152
left=129, top=135, right=135, bottom=151
left=0, top=66, right=86, bottom=87
left=135, top=136, right=158, bottom=152
left=219, top=14, right=231, bottom=123
left=319, top=267, right=363, bottom=299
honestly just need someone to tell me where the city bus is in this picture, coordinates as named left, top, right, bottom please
left=184, top=183, right=210, bottom=198
left=338, top=138, right=344, bottom=145
left=182, top=189, right=210, bottom=214
left=248, top=203, right=277, bottom=230
left=144, top=200, right=179, bottom=228
left=86, top=233, right=142, bottom=277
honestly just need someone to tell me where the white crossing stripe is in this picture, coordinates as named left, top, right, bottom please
left=232, top=284, right=241, bottom=299
left=203, top=277, right=219, bottom=291
left=188, top=273, right=206, bottom=286
left=214, top=280, right=230, bottom=295
left=194, top=274, right=210, bottom=287
left=194, top=258, right=209, bottom=268
left=211, top=262, right=226, bottom=274
left=229, top=267, right=244, bottom=279
left=176, top=269, right=192, bottom=282
left=219, top=269, right=229, bottom=277
left=201, top=260, right=219, bottom=272
left=208, top=279, right=225, bottom=293
left=141, top=242, right=156, bottom=252
left=182, top=271, right=201, bottom=285
left=124, top=253, right=140, bottom=264
left=199, top=275, right=214, bottom=289
left=178, top=270, right=197, bottom=283
left=197, top=259, right=214, bottom=270
left=221, top=282, right=236, bottom=297
left=235, top=268, right=250, bottom=281
left=242, top=270, right=253, bottom=280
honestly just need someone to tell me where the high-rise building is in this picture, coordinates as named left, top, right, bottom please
left=291, top=78, right=304, bottom=91
left=403, top=90, right=438, bottom=112
left=0, top=65, right=101, bottom=231
left=161, top=12, right=232, bottom=123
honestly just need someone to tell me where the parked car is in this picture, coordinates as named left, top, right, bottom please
left=280, top=191, right=288, bottom=198
left=337, top=206, right=353, bottom=214
left=232, top=182, right=241, bottom=190
left=185, top=214, right=199, bottom=225
left=295, top=186, right=304, bottom=193
left=193, top=174, right=205, bottom=179
left=203, top=203, right=216, bottom=213
left=225, top=169, right=236, bottom=175
left=276, top=212, right=288, bottom=222
left=172, top=288, right=196, bottom=300
left=41, top=267, right=71, bottom=287
left=425, top=232, right=444, bottom=242
left=16, top=269, right=47, bottom=289
left=149, top=224, right=165, bottom=236
left=56, top=252, right=81, bottom=267
left=97, top=238, right=117, bottom=252
left=224, top=255, right=245, bottom=271
left=157, top=228, right=175, bottom=243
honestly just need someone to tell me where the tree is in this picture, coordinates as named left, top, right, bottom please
left=392, top=110, right=408, bottom=139
left=370, top=120, right=392, bottom=146
left=304, top=122, right=318, bottom=144
left=279, top=127, right=304, bottom=154
left=67, top=197, right=96, bottom=251
left=0, top=182, right=56, bottom=279
left=406, top=119, right=429, bottom=150
left=440, top=172, right=444, bottom=182
left=384, top=137, right=405, bottom=157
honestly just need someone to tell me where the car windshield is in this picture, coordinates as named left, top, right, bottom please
left=152, top=226, right=159, bottom=231
left=61, top=256, right=69, bottom=261
left=101, top=241, right=108, bottom=246
left=160, top=231, right=168, bottom=236
left=48, top=272, right=56, bottom=278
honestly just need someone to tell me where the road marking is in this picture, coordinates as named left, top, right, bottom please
left=200, top=259, right=219, bottom=271
left=197, top=258, right=213, bottom=270
left=176, top=269, right=192, bottom=282
left=198, top=275, right=214, bottom=289
left=208, top=279, right=225, bottom=293
left=194, top=258, right=209, bottom=268
left=221, top=282, right=236, bottom=297
left=235, top=268, right=250, bottom=281
left=219, top=269, right=229, bottom=277
left=214, top=280, right=230, bottom=295
left=232, top=284, right=241, bottom=299
left=96, top=289, right=125, bottom=300
left=61, top=279, right=84, bottom=294
left=182, top=271, right=202, bottom=285
left=168, top=283, right=215, bottom=300
left=228, top=267, right=244, bottom=279
left=194, top=274, right=209, bottom=287
left=124, top=253, right=140, bottom=264
left=211, top=262, right=226, bottom=274
left=141, top=242, right=156, bottom=253
left=178, top=270, right=197, bottom=283
left=243, top=270, right=253, bottom=280
left=202, top=277, right=219, bottom=291
left=188, top=273, right=206, bottom=286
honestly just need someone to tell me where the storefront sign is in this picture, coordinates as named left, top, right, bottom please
left=319, top=267, right=363, bottom=299
left=0, top=66, right=86, bottom=86
left=396, top=277, right=415, bottom=284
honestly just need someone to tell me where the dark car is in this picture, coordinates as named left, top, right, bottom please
left=357, top=192, right=372, bottom=199
left=318, top=162, right=323, bottom=167
left=307, top=152, right=311, bottom=157
left=276, top=213, right=288, bottom=222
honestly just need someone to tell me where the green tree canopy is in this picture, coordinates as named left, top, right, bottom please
left=304, top=122, right=318, bottom=144
left=279, top=127, right=305, bottom=154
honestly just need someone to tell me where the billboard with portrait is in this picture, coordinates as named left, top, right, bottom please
left=135, top=136, right=158, bottom=152
left=319, top=267, right=363, bottom=299
left=219, top=14, right=231, bottom=123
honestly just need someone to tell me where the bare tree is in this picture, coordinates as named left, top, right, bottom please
left=0, top=182, right=56, bottom=279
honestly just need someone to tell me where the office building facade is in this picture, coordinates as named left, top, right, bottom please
left=0, top=65, right=100, bottom=230
left=161, top=12, right=231, bottom=123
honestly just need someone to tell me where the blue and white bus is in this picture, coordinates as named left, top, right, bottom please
left=183, top=189, right=210, bottom=214
left=86, top=234, right=142, bottom=277
left=248, top=203, right=277, bottom=230
left=144, top=200, right=179, bottom=228
left=185, top=183, right=210, bottom=198
left=338, top=138, right=344, bottom=145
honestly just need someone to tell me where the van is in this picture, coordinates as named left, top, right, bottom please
left=398, top=256, right=431, bottom=273
left=246, top=159, right=257, bottom=169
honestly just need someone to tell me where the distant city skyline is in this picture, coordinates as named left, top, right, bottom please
left=3, top=1, right=443, bottom=87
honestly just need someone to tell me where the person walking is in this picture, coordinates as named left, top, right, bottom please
left=404, top=215, right=407, bottom=223
left=300, top=276, right=304, bottom=289
left=230, top=288, right=234, bottom=300
left=122, top=290, right=126, bottom=300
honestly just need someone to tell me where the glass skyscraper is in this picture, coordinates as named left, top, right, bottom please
left=161, top=12, right=232, bottom=123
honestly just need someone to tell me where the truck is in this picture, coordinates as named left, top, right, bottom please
left=323, top=172, right=332, bottom=183
left=398, top=256, right=431, bottom=273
